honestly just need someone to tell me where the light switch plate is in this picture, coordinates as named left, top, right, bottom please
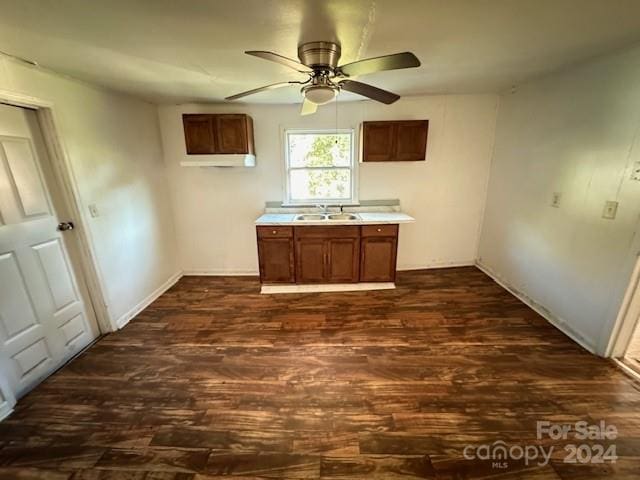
left=88, top=204, right=99, bottom=218
left=551, top=192, right=562, bottom=208
left=602, top=200, right=618, bottom=220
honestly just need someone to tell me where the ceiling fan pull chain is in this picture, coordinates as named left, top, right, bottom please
left=335, top=92, right=338, bottom=140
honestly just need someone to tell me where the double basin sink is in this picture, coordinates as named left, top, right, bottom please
left=295, top=213, right=360, bottom=222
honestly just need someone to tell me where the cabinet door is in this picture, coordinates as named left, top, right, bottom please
left=327, top=238, right=360, bottom=283
left=183, top=115, right=216, bottom=154
left=295, top=238, right=326, bottom=283
left=362, top=122, right=396, bottom=162
left=360, top=226, right=398, bottom=282
left=215, top=115, right=248, bottom=154
left=394, top=121, right=428, bottom=161
left=258, top=238, right=295, bottom=283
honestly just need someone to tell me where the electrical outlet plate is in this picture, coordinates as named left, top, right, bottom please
left=632, top=161, right=640, bottom=181
left=551, top=192, right=561, bottom=208
left=602, top=200, right=618, bottom=220
left=88, top=204, right=99, bottom=218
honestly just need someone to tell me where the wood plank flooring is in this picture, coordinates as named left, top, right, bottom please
left=1, top=267, right=639, bottom=479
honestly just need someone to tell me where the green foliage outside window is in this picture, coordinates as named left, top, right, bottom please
left=287, top=131, right=353, bottom=202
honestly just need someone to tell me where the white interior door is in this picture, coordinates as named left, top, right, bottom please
left=0, top=104, right=99, bottom=418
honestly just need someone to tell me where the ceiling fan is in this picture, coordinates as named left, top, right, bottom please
left=225, top=41, right=420, bottom=115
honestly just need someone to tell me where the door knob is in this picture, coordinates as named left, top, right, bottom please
left=57, top=221, right=75, bottom=232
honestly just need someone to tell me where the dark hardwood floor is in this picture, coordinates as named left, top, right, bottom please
left=1, top=267, right=639, bottom=479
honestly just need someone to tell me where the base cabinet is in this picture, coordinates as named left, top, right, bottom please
left=360, top=225, right=398, bottom=282
left=257, top=224, right=398, bottom=284
left=295, top=237, right=326, bottom=283
left=257, top=227, right=295, bottom=283
left=327, top=238, right=360, bottom=282
left=295, top=226, right=360, bottom=283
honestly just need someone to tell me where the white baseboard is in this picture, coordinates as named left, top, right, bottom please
left=475, top=261, right=598, bottom=355
left=181, top=263, right=475, bottom=277
left=613, top=358, right=640, bottom=382
left=0, top=407, right=13, bottom=422
left=261, top=282, right=395, bottom=294
left=398, top=260, right=475, bottom=271
left=182, top=269, right=258, bottom=276
left=115, top=271, right=183, bottom=329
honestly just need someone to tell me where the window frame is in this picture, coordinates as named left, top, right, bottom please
left=283, top=128, right=358, bottom=206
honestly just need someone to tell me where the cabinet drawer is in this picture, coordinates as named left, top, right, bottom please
left=257, top=226, right=293, bottom=238
left=361, top=224, right=398, bottom=237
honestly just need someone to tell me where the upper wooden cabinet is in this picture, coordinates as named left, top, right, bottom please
left=361, top=122, right=396, bottom=162
left=182, top=115, right=216, bottom=154
left=394, top=121, right=429, bottom=161
left=361, top=120, right=428, bottom=162
left=183, top=114, right=255, bottom=155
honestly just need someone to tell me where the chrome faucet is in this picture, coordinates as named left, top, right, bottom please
left=316, top=204, right=329, bottom=214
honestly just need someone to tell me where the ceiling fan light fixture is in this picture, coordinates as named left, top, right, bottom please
left=304, top=85, right=337, bottom=105
left=227, top=42, right=420, bottom=114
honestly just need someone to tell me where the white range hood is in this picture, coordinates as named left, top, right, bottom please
left=180, top=154, right=256, bottom=168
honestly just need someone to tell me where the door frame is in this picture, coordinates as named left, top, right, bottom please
left=607, top=253, right=640, bottom=358
left=0, top=89, right=111, bottom=334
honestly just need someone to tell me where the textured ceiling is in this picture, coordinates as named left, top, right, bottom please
left=1, top=0, right=640, bottom=104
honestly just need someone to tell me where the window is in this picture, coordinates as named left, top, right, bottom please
left=284, top=129, right=356, bottom=204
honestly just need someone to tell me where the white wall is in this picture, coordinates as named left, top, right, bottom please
left=158, top=95, right=498, bottom=274
left=0, top=56, right=179, bottom=329
left=478, top=45, right=640, bottom=355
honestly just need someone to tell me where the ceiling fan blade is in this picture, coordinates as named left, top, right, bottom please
left=337, top=52, right=420, bottom=77
left=226, top=81, right=300, bottom=101
left=300, top=98, right=318, bottom=116
left=245, top=50, right=312, bottom=73
left=339, top=80, right=400, bottom=104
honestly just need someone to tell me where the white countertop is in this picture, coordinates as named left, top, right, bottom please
left=255, top=212, right=415, bottom=226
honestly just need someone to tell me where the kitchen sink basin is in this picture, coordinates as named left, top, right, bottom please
left=327, top=213, right=359, bottom=221
left=294, top=213, right=360, bottom=222
left=295, top=214, right=327, bottom=221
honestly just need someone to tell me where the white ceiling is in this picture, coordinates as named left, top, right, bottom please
left=1, top=0, right=640, bottom=104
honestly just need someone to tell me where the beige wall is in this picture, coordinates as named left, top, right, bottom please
left=478, top=45, right=640, bottom=355
left=0, top=56, right=179, bottom=328
left=158, top=94, right=499, bottom=274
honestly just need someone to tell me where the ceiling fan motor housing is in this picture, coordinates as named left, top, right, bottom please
left=298, top=41, right=341, bottom=70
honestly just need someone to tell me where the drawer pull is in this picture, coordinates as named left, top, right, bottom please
left=272, top=230, right=277, bottom=234
left=377, top=228, right=382, bottom=232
